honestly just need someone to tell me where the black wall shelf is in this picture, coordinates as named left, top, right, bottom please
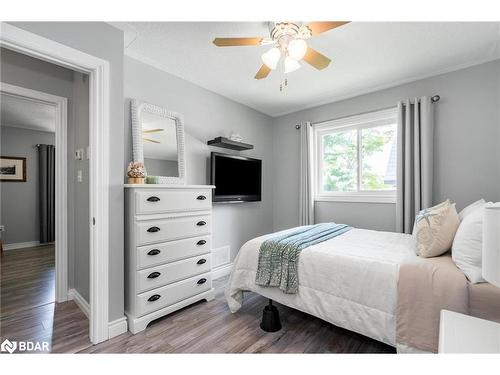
left=207, top=137, right=253, bottom=151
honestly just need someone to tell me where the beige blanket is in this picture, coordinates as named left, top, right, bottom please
left=396, top=254, right=469, bottom=353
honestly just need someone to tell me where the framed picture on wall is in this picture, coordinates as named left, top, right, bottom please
left=0, top=156, right=26, bottom=182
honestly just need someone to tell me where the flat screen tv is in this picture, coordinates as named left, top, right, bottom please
left=210, top=152, right=262, bottom=203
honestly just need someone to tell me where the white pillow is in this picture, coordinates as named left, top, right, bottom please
left=458, top=199, right=485, bottom=221
left=413, top=200, right=460, bottom=258
left=452, top=203, right=489, bottom=283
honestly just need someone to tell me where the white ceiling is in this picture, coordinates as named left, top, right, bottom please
left=0, top=93, right=56, bottom=132
left=113, top=22, right=500, bottom=117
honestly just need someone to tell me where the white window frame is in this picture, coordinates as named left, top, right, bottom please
left=314, top=107, right=398, bottom=204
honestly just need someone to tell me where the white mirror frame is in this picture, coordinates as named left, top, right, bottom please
left=131, top=99, right=186, bottom=184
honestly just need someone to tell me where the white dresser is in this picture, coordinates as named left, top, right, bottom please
left=124, top=184, right=216, bottom=334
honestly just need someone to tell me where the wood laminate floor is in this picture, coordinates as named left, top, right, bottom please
left=79, top=276, right=395, bottom=354
left=1, top=247, right=395, bottom=354
left=0, top=245, right=91, bottom=353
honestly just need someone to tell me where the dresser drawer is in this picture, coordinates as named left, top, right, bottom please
left=136, top=214, right=211, bottom=246
left=135, top=273, right=212, bottom=317
left=136, top=254, right=211, bottom=293
left=135, top=189, right=212, bottom=214
left=136, top=235, right=211, bottom=270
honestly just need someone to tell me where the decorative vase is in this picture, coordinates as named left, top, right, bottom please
left=128, top=177, right=145, bottom=184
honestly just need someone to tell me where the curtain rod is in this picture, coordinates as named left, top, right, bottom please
left=295, top=95, right=440, bottom=129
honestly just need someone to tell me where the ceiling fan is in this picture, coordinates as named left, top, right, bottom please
left=142, top=128, right=163, bottom=144
left=212, top=22, right=350, bottom=80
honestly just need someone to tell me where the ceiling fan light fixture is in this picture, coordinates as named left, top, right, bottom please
left=287, top=38, right=307, bottom=61
left=284, top=56, right=301, bottom=74
left=261, top=47, right=281, bottom=70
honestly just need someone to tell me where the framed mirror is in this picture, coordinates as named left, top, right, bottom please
left=131, top=99, right=186, bottom=184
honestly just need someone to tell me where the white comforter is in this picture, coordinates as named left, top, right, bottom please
left=225, top=227, right=416, bottom=346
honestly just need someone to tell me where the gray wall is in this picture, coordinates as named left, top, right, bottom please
left=0, top=126, right=55, bottom=244
left=0, top=47, right=91, bottom=302
left=125, top=56, right=274, bottom=261
left=9, top=22, right=126, bottom=321
left=272, top=59, right=500, bottom=232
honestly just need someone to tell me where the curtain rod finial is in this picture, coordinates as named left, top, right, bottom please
left=295, top=124, right=301, bottom=129
left=431, top=95, right=440, bottom=103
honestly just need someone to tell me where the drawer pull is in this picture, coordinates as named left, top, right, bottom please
left=197, top=278, right=207, bottom=285
left=197, top=259, right=207, bottom=265
left=196, top=195, right=207, bottom=200
left=197, top=240, right=206, bottom=246
left=196, top=221, right=206, bottom=226
left=147, top=196, right=160, bottom=202
left=147, top=249, right=160, bottom=256
left=147, top=272, right=161, bottom=279
left=148, top=294, right=161, bottom=302
left=147, top=226, right=161, bottom=233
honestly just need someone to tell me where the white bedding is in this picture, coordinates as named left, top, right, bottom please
left=225, top=227, right=417, bottom=346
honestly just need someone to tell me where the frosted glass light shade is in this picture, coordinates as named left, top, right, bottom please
left=482, top=206, right=500, bottom=287
left=284, top=56, right=301, bottom=73
left=287, top=38, right=307, bottom=60
left=261, top=48, right=281, bottom=70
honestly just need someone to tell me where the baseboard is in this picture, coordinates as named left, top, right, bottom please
left=212, top=263, right=233, bottom=279
left=108, top=316, right=128, bottom=339
left=3, top=241, right=41, bottom=250
left=67, top=288, right=90, bottom=318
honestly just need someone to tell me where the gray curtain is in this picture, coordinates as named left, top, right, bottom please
left=396, top=97, right=434, bottom=233
left=299, top=122, right=314, bottom=226
left=39, top=144, right=55, bottom=243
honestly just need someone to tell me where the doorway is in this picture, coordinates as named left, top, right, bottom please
left=1, top=23, right=111, bottom=345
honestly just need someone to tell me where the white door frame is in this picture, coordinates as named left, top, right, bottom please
left=0, top=22, right=110, bottom=344
left=0, top=82, right=68, bottom=303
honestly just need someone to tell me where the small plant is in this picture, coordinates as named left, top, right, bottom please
left=127, top=162, right=146, bottom=178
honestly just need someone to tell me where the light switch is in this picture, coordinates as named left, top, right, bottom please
left=77, top=170, right=83, bottom=182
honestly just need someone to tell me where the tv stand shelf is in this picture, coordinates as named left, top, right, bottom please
left=207, top=137, right=253, bottom=151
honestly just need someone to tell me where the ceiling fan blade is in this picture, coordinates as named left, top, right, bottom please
left=305, top=21, right=350, bottom=36
left=142, top=128, right=164, bottom=134
left=143, top=138, right=161, bottom=144
left=254, top=64, right=272, bottom=80
left=303, top=47, right=331, bottom=70
left=213, top=37, right=263, bottom=47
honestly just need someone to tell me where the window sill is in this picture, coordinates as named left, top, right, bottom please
left=315, top=194, right=396, bottom=204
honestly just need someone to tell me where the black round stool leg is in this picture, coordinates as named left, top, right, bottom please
left=260, top=299, right=282, bottom=332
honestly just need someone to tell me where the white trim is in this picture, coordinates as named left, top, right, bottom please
left=2, top=241, right=41, bottom=250
left=212, top=263, right=233, bottom=280
left=108, top=317, right=128, bottom=339
left=315, top=195, right=396, bottom=204
left=0, top=82, right=68, bottom=304
left=67, top=288, right=90, bottom=318
left=1, top=23, right=110, bottom=344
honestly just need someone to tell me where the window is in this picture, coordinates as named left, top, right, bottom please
left=314, top=108, right=398, bottom=203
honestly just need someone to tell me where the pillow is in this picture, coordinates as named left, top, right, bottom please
left=413, top=200, right=460, bottom=258
left=452, top=203, right=489, bottom=283
left=458, top=199, right=486, bottom=221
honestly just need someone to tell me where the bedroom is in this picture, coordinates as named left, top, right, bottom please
left=0, top=0, right=499, bottom=372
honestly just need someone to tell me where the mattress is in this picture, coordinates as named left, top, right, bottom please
left=226, top=227, right=417, bottom=346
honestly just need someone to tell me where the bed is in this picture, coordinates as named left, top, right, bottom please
left=226, top=226, right=417, bottom=349
left=225, top=225, right=500, bottom=353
